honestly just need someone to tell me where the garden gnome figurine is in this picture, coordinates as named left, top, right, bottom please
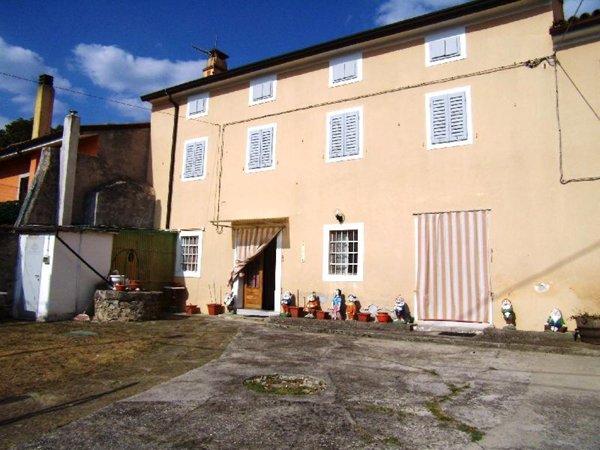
left=224, top=291, right=236, bottom=314
left=281, top=290, right=293, bottom=315
left=545, top=308, right=567, bottom=332
left=501, top=298, right=516, bottom=328
left=305, top=291, right=320, bottom=318
left=345, top=295, right=357, bottom=320
left=393, top=295, right=412, bottom=323
left=331, top=289, right=343, bottom=320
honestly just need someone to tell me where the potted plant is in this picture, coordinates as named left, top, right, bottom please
left=207, top=303, right=223, bottom=316
left=571, top=312, right=600, bottom=344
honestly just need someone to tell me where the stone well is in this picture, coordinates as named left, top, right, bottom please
left=94, top=290, right=162, bottom=322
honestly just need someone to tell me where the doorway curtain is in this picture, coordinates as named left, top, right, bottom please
left=228, top=226, right=281, bottom=286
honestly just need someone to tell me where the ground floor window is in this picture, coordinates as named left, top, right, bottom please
left=175, top=230, right=203, bottom=277
left=323, top=223, right=364, bottom=282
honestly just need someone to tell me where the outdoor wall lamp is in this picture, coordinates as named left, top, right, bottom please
left=335, top=209, right=345, bottom=224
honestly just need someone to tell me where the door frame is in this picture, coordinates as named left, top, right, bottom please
left=233, top=231, right=282, bottom=313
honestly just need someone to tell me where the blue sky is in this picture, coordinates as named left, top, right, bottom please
left=1, top=0, right=597, bottom=128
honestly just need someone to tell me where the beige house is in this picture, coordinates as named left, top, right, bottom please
left=141, top=0, right=600, bottom=331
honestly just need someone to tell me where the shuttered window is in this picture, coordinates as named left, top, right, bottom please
left=247, top=124, right=276, bottom=172
left=327, top=108, right=362, bottom=161
left=427, top=87, right=471, bottom=149
left=330, top=53, right=362, bottom=86
left=187, top=93, right=208, bottom=118
left=249, top=75, right=276, bottom=105
left=182, top=138, right=207, bottom=180
left=426, top=27, right=466, bottom=66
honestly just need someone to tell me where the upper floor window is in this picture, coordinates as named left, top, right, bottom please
left=246, top=124, right=276, bottom=172
left=175, top=230, right=203, bottom=278
left=187, top=92, right=209, bottom=118
left=425, top=27, right=466, bottom=66
left=426, top=86, right=472, bottom=149
left=249, top=75, right=277, bottom=105
left=329, top=52, right=362, bottom=87
left=182, top=137, right=207, bottom=180
left=326, top=107, right=363, bottom=162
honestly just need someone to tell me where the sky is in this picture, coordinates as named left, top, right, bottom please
left=1, top=0, right=598, bottom=129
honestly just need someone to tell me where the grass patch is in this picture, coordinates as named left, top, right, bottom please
left=243, top=374, right=325, bottom=395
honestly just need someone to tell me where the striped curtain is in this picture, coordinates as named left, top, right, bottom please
left=416, top=210, right=490, bottom=323
left=228, top=226, right=281, bottom=286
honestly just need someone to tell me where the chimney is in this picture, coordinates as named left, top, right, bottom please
left=58, top=111, right=80, bottom=226
left=32, top=74, right=55, bottom=139
left=552, top=0, right=565, bottom=24
left=203, top=49, right=229, bottom=77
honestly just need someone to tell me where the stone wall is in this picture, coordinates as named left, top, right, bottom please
left=94, top=290, right=162, bottom=322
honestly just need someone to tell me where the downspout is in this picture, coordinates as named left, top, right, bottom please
left=165, top=90, right=179, bottom=229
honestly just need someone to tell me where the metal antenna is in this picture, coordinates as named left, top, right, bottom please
left=191, top=45, right=210, bottom=56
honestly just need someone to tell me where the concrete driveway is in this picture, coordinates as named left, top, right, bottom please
left=19, top=320, right=600, bottom=449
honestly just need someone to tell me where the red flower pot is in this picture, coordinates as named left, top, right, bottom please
left=316, top=310, right=330, bottom=320
left=207, top=303, right=222, bottom=316
left=289, top=306, right=304, bottom=318
left=376, top=312, right=392, bottom=323
left=358, top=312, right=371, bottom=322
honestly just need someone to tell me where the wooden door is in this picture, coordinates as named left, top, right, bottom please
left=243, top=254, right=263, bottom=309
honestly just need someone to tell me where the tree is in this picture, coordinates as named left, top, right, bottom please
left=0, top=118, right=63, bottom=149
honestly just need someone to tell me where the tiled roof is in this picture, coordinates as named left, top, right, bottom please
left=550, top=8, right=600, bottom=34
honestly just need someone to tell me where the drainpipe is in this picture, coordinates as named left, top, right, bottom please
left=165, top=90, right=179, bottom=230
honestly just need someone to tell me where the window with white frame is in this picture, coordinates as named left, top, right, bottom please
left=182, top=137, right=207, bottom=180
left=323, top=223, right=364, bottom=282
left=329, top=52, right=362, bottom=87
left=426, top=86, right=472, bottom=149
left=425, top=27, right=466, bottom=66
left=175, top=230, right=203, bottom=277
left=18, top=174, right=29, bottom=203
left=187, top=92, right=209, bottom=118
left=249, top=75, right=277, bottom=105
left=326, top=107, right=363, bottom=162
left=246, top=123, right=276, bottom=172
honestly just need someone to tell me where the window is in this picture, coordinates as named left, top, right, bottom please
left=426, top=87, right=472, bottom=149
left=323, top=223, right=364, bottom=282
left=187, top=92, right=209, bottom=118
left=182, top=137, right=207, bottom=180
left=329, top=52, right=362, bottom=87
left=326, top=107, right=363, bottom=162
left=425, top=27, right=466, bottom=66
left=18, top=174, right=29, bottom=202
left=249, top=75, right=277, bottom=105
left=246, top=124, right=276, bottom=172
left=176, top=230, right=203, bottom=277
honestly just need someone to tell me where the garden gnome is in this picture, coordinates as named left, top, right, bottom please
left=545, top=308, right=567, bottom=332
left=393, top=295, right=412, bottom=323
left=345, top=295, right=357, bottom=320
left=305, top=291, right=320, bottom=318
left=281, top=290, right=293, bottom=315
left=331, top=289, right=343, bottom=320
left=501, top=298, right=516, bottom=327
left=224, top=291, right=237, bottom=314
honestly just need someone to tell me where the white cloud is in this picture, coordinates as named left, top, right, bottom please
left=374, top=0, right=466, bottom=26
left=109, top=96, right=151, bottom=122
left=0, top=115, right=10, bottom=129
left=564, top=0, right=600, bottom=17
left=73, top=44, right=204, bottom=96
left=0, top=36, right=73, bottom=123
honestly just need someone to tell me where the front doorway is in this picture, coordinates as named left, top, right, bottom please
left=243, top=237, right=276, bottom=310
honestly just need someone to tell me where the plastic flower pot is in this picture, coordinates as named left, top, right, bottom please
left=207, top=303, right=223, bottom=316
left=358, top=312, right=371, bottom=322
left=376, top=312, right=392, bottom=323
left=288, top=306, right=304, bottom=318
left=316, top=310, right=330, bottom=320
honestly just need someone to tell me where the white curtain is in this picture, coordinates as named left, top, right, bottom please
left=416, top=210, right=490, bottom=323
left=228, top=226, right=281, bottom=286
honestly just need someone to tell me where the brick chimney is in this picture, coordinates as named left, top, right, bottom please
left=203, top=49, right=229, bottom=77
left=552, top=0, right=565, bottom=24
left=32, top=74, right=55, bottom=139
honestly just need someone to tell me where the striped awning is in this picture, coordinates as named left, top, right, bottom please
left=228, top=226, right=282, bottom=286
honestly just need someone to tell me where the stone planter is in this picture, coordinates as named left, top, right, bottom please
left=575, top=316, right=600, bottom=345
left=94, top=290, right=161, bottom=322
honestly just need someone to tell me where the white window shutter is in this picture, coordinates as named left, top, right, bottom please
left=248, top=130, right=261, bottom=169
left=192, top=141, right=205, bottom=177
left=260, top=127, right=273, bottom=167
left=429, top=39, right=446, bottom=61
left=344, top=111, right=359, bottom=156
left=445, top=36, right=461, bottom=58
left=430, top=95, right=449, bottom=145
left=448, top=92, right=467, bottom=141
left=332, top=62, right=345, bottom=83
left=330, top=114, right=344, bottom=158
left=344, top=60, right=357, bottom=80
left=183, top=142, right=195, bottom=178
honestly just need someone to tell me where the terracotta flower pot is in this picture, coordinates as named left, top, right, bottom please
left=358, top=312, right=371, bottom=322
left=114, top=284, right=125, bottom=292
left=316, top=310, right=330, bottom=320
left=575, top=317, right=600, bottom=345
left=185, top=304, right=195, bottom=316
left=288, top=306, right=304, bottom=318
left=207, top=303, right=222, bottom=316
left=376, top=312, right=392, bottom=323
